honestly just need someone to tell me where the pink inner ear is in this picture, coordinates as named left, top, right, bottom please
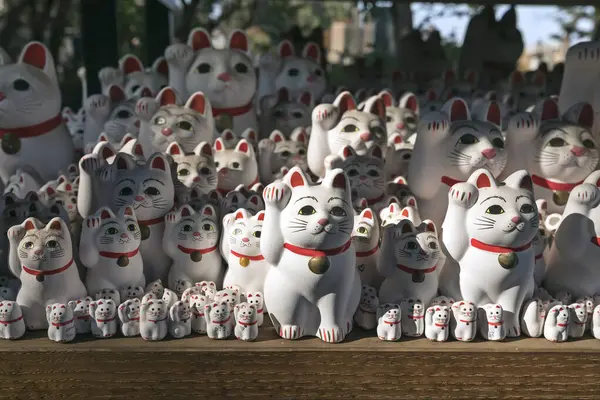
left=122, top=136, right=133, bottom=145
left=124, top=207, right=133, bottom=216
left=541, top=100, right=559, bottom=121
left=408, top=198, right=416, bottom=206
left=134, top=144, right=143, bottom=156
left=273, top=133, right=284, bottom=143
left=371, top=146, right=382, bottom=159
left=279, top=41, right=294, bottom=58
left=122, top=56, right=143, bottom=74
left=381, top=92, right=393, bottom=107
left=116, top=156, right=128, bottom=170
left=371, top=98, right=386, bottom=119
left=101, top=210, right=111, bottom=219
left=181, top=207, right=191, bottom=217
left=46, top=187, right=55, bottom=195
left=237, top=141, right=249, bottom=153
left=214, top=138, right=224, bottom=151
left=99, top=135, right=108, bottom=142
left=450, top=100, right=468, bottom=122
left=168, top=143, right=181, bottom=155
left=140, top=87, right=153, bottom=97
left=342, top=146, right=353, bottom=159
left=108, top=86, right=126, bottom=102
left=304, top=43, right=320, bottom=61
left=426, top=222, right=435, bottom=233
left=24, top=220, right=35, bottom=230
left=159, top=88, right=177, bottom=106
left=191, top=30, right=211, bottom=51
left=486, top=103, right=501, bottom=126
left=50, top=220, right=62, bottom=231
left=257, top=211, right=265, bottom=221
left=202, top=206, right=213, bottom=216
left=332, top=173, right=347, bottom=190
left=235, top=211, right=244, bottom=220
left=249, top=196, right=259, bottom=205
left=21, top=43, right=47, bottom=69
left=389, top=204, right=396, bottom=212
left=401, top=209, right=409, bottom=217
left=156, top=59, right=169, bottom=76
left=578, top=103, right=594, bottom=128
left=406, top=95, right=418, bottom=112
left=427, top=89, right=437, bottom=101
left=188, top=93, right=206, bottom=114
left=247, top=131, right=256, bottom=141
left=363, top=210, right=373, bottom=220
left=277, top=88, right=289, bottom=103
left=151, top=156, right=166, bottom=171
left=297, top=131, right=307, bottom=143
left=200, top=143, right=212, bottom=157
left=339, top=94, right=356, bottom=113
left=229, top=31, right=248, bottom=51
left=289, top=171, right=306, bottom=187
left=476, top=173, right=492, bottom=188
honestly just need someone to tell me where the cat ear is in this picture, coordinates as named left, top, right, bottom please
left=46, top=217, right=66, bottom=232
left=324, top=168, right=350, bottom=193
left=255, top=210, right=265, bottom=221
left=269, top=130, right=286, bottom=143
left=364, top=96, right=386, bottom=120
left=278, top=40, right=294, bottom=58
left=194, top=141, right=213, bottom=158
left=510, top=71, right=524, bottom=85
left=234, top=139, right=252, bottom=155
left=360, top=208, right=374, bottom=223
left=119, top=54, right=144, bottom=75
left=389, top=133, right=403, bottom=146
left=113, top=153, right=135, bottom=170
left=421, top=219, right=437, bottom=235
left=147, top=153, right=169, bottom=173
left=284, top=166, right=309, bottom=188
left=241, top=128, right=257, bottom=144
left=397, top=219, right=416, bottom=235
left=405, top=196, right=417, bottom=208
left=368, top=145, right=383, bottom=160
left=156, top=87, right=178, bottom=106
left=378, top=90, right=394, bottom=108
left=504, top=170, right=533, bottom=192
left=200, top=204, right=216, bottom=217
left=98, top=207, right=116, bottom=220
left=119, top=133, right=135, bottom=147
left=540, top=98, right=559, bottom=121
left=399, top=92, right=419, bottom=114
left=122, top=206, right=135, bottom=217
left=166, top=142, right=184, bottom=156
left=302, top=42, right=321, bottom=64
left=188, top=28, right=212, bottom=51
left=23, top=217, right=43, bottom=231
left=139, top=86, right=153, bottom=98
left=426, top=88, right=437, bottom=101
left=299, top=91, right=313, bottom=107
left=341, top=145, right=356, bottom=160
left=152, top=57, right=169, bottom=78
left=94, top=141, right=116, bottom=162
left=234, top=209, right=249, bottom=220
left=133, top=142, right=144, bottom=158
left=563, top=102, right=594, bottom=130
left=334, top=91, right=356, bottom=115
left=214, top=138, right=225, bottom=152
left=442, top=69, right=455, bottom=85
left=185, top=91, right=211, bottom=116
left=291, top=127, right=308, bottom=144
left=228, top=30, right=249, bottom=52
left=443, top=98, right=470, bottom=122
left=19, top=42, right=57, bottom=81
left=476, top=101, right=501, bottom=126
left=179, top=205, right=195, bottom=217
left=464, top=69, right=477, bottom=85
left=107, top=85, right=126, bottom=103
left=467, top=169, right=497, bottom=189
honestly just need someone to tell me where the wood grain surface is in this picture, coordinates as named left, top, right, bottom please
left=2, top=325, right=600, bottom=399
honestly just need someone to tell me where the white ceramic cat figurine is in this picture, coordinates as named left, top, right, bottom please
left=0, top=300, right=25, bottom=339
left=385, top=133, right=415, bottom=181
left=544, top=304, right=569, bottom=342
left=119, top=285, right=144, bottom=301
left=3, top=167, right=42, bottom=198
left=204, top=301, right=233, bottom=339
left=89, top=299, right=117, bottom=338
left=408, top=97, right=507, bottom=227
left=68, top=296, right=93, bottom=334
left=308, top=91, right=387, bottom=177
left=0, top=42, right=74, bottom=182
left=592, top=304, right=600, bottom=340
left=80, top=206, right=145, bottom=295
left=376, top=303, right=402, bottom=341
left=8, top=217, right=86, bottom=330
left=140, top=299, right=168, bottom=340
left=450, top=300, right=477, bottom=341
left=164, top=28, right=257, bottom=134
left=166, top=141, right=217, bottom=194
left=111, top=54, right=168, bottom=98
left=400, top=298, right=425, bottom=337
left=353, top=285, right=379, bottom=330
left=220, top=184, right=264, bottom=216
left=261, top=166, right=361, bottom=342
left=245, top=292, right=264, bottom=327
left=443, top=168, right=538, bottom=336
left=379, top=90, right=419, bottom=140
left=214, top=288, right=239, bottom=312
left=46, top=303, right=76, bottom=342
left=258, top=129, right=308, bottom=183
left=520, top=297, right=546, bottom=338
left=478, top=303, right=506, bottom=341
left=378, top=219, right=441, bottom=307
left=190, top=294, right=208, bottom=333
left=424, top=305, right=450, bottom=341
left=213, top=138, right=259, bottom=195
left=118, top=298, right=141, bottom=336
left=259, top=88, right=313, bottom=136
left=169, top=300, right=192, bottom=339
left=163, top=204, right=223, bottom=290
left=502, top=99, right=598, bottom=214
left=568, top=302, right=587, bottom=338
left=352, top=208, right=382, bottom=288
left=234, top=302, right=258, bottom=341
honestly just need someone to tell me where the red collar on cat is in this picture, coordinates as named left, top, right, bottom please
left=96, top=316, right=116, bottom=323
left=356, top=243, right=379, bottom=257
left=557, top=323, right=567, bottom=327
left=283, top=240, right=352, bottom=257
left=138, top=216, right=164, bottom=226
left=52, top=319, right=73, bottom=327
left=434, top=322, right=447, bottom=327
left=470, top=238, right=531, bottom=253
left=0, top=315, right=23, bottom=325
left=366, top=193, right=385, bottom=205
left=383, top=319, right=401, bottom=326
left=237, top=320, right=257, bottom=327
left=591, top=237, right=600, bottom=247
left=22, top=258, right=74, bottom=278
left=212, top=102, right=253, bottom=117
left=178, top=244, right=217, bottom=254
left=0, top=113, right=62, bottom=138
left=212, top=316, right=231, bottom=325
left=488, top=321, right=503, bottom=327
left=531, top=175, right=583, bottom=191
left=408, top=314, right=424, bottom=319
left=148, top=316, right=167, bottom=323
left=99, top=248, right=139, bottom=258
left=441, top=176, right=462, bottom=187
left=396, top=264, right=437, bottom=274
left=230, top=250, right=264, bottom=261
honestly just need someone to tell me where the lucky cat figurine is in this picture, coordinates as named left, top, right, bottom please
left=245, top=291, right=265, bottom=327
left=385, top=133, right=415, bottom=180
left=111, top=54, right=168, bottom=98
left=163, top=204, right=223, bottom=290
left=89, top=299, right=118, bottom=338
left=118, top=298, right=141, bottom=336
left=544, top=304, right=569, bottom=342
left=593, top=304, right=600, bottom=340
left=164, top=28, right=257, bottom=134
left=378, top=219, right=441, bottom=307
left=261, top=166, right=361, bottom=342
left=8, top=217, right=86, bottom=330
left=501, top=99, right=598, bottom=214
left=258, top=129, right=308, bottom=183
left=233, top=302, right=259, bottom=341
left=119, top=285, right=144, bottom=301
left=568, top=302, right=587, bottom=338
left=220, top=184, right=264, bottom=216
left=213, top=138, right=259, bottom=195
left=0, top=42, right=74, bottom=183
left=166, top=141, right=217, bottom=194
left=46, top=303, right=76, bottom=342
left=351, top=208, right=382, bottom=288
left=400, top=298, right=425, bottom=337
left=450, top=300, right=477, bottom=341
left=353, top=284, right=379, bottom=330
left=190, top=294, right=208, bottom=333
left=0, top=300, right=25, bottom=339
left=3, top=167, right=43, bottom=198
left=80, top=206, right=144, bottom=295
left=140, top=299, right=168, bottom=340
left=169, top=300, right=192, bottom=339
left=520, top=297, right=547, bottom=338
left=259, top=87, right=313, bottom=136
left=204, top=301, right=233, bottom=339
left=68, top=296, right=93, bottom=334
left=478, top=303, right=506, bottom=341
left=408, top=97, right=507, bottom=227
left=379, top=90, right=419, bottom=141
left=376, top=303, right=402, bottom=341
left=307, top=91, right=387, bottom=178
left=425, top=305, right=450, bottom=341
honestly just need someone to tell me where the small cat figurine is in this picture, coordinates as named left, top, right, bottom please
left=166, top=141, right=217, bottom=194
left=140, top=299, right=168, bottom=340
left=46, top=303, right=76, bottom=342
left=89, top=299, right=118, bottom=338
left=169, top=300, right=192, bottom=339
left=213, top=138, right=259, bottom=195
left=258, top=129, right=308, bottom=183
left=204, top=301, right=233, bottom=339
left=352, top=208, right=382, bottom=288
left=0, top=300, right=25, bottom=339
left=8, top=217, right=87, bottom=330
left=400, top=298, right=425, bottom=337
left=544, top=304, right=569, bottom=342
left=379, top=90, right=419, bottom=141
left=190, top=294, right=208, bottom=333
left=450, top=300, right=477, bottom=341
left=114, top=54, right=168, bottom=98
left=376, top=303, right=402, bottom=341
left=353, top=285, right=379, bottom=330
left=520, top=297, right=547, bottom=338
left=163, top=204, right=223, bottom=290
left=308, top=91, right=387, bottom=177
left=164, top=28, right=257, bottom=134
left=220, top=184, right=264, bottom=216
left=3, top=167, right=43, bottom=198
left=80, top=206, right=145, bottom=295
left=245, top=291, right=265, bottom=327
left=568, top=302, right=587, bottom=338
left=233, top=302, right=259, bottom=341
left=68, top=296, right=93, bottom=334
left=425, top=305, right=450, bottom=341
left=0, top=42, right=74, bottom=183
left=478, top=303, right=506, bottom=341
left=259, top=87, right=313, bottom=136
left=385, top=133, right=415, bottom=180
left=118, top=298, right=141, bottom=336
left=443, top=168, right=538, bottom=336
left=261, top=166, right=361, bottom=342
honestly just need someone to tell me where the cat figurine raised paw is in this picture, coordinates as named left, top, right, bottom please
left=376, top=303, right=402, bottom=341
left=568, top=302, right=587, bottom=338
left=190, top=294, right=208, bottom=334
left=0, top=301, right=25, bottom=339
left=520, top=297, right=546, bottom=338
left=451, top=301, right=477, bottom=341
left=400, top=298, right=425, bottom=337
left=118, top=298, right=141, bottom=336
left=140, top=299, right=168, bottom=340
left=68, top=296, right=93, bottom=334
left=353, top=285, right=379, bottom=330
left=425, top=305, right=450, bottom=341
left=169, top=300, right=192, bottom=339
left=234, top=302, right=258, bottom=341
left=544, top=304, right=569, bottom=342
left=245, top=292, right=265, bottom=327
left=46, top=303, right=76, bottom=343
left=478, top=303, right=506, bottom=341
left=204, top=301, right=233, bottom=339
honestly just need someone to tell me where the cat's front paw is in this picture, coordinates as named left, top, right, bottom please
left=98, top=67, right=123, bottom=89
left=317, top=324, right=346, bottom=343
left=165, top=44, right=194, bottom=69
left=165, top=211, right=178, bottom=224
left=258, top=138, right=276, bottom=156
left=84, top=216, right=101, bottom=229
left=570, top=183, right=600, bottom=207
left=85, top=94, right=111, bottom=119
left=7, top=226, right=24, bottom=244
left=277, top=324, right=303, bottom=340
left=263, top=181, right=292, bottom=211
left=448, top=182, right=478, bottom=209
left=136, top=97, right=160, bottom=121
left=312, top=104, right=339, bottom=130
left=79, top=154, right=101, bottom=174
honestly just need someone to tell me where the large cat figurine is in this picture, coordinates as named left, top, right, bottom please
left=261, top=166, right=360, bottom=342
left=501, top=99, right=598, bottom=214
left=259, top=87, right=313, bottom=136
left=136, top=87, right=214, bottom=155
left=442, top=168, right=538, bottom=336
left=307, top=91, right=387, bottom=178
left=408, top=98, right=507, bottom=227
left=7, top=217, right=87, bottom=330
left=545, top=170, right=600, bottom=298
left=213, top=138, right=259, bottom=194
left=258, top=128, right=308, bottom=183
left=0, top=42, right=74, bottom=183
left=164, top=28, right=257, bottom=134
left=166, top=141, right=217, bottom=194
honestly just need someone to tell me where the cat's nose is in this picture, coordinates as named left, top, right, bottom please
left=120, top=233, right=128, bottom=238
left=317, top=218, right=329, bottom=226
left=481, top=148, right=496, bottom=159
left=242, top=237, right=250, bottom=243
left=135, top=195, right=144, bottom=201
left=161, top=127, right=173, bottom=136
left=511, top=216, right=522, bottom=224
left=193, top=232, right=200, bottom=237
left=193, top=177, right=200, bottom=182
left=571, top=146, right=586, bottom=157
left=34, top=249, right=43, bottom=256
left=360, top=132, right=372, bottom=141
left=306, top=75, right=316, bottom=83
left=360, top=176, right=367, bottom=181
left=219, top=167, right=229, bottom=175
left=218, top=73, right=232, bottom=82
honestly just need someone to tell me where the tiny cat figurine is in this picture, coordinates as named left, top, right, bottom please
left=443, top=168, right=538, bottom=336
left=196, top=280, right=217, bottom=299
left=258, top=129, right=308, bottom=183
left=68, top=296, right=93, bottom=334
left=544, top=304, right=569, bottom=342
left=220, top=184, right=264, bottom=216
left=261, top=167, right=361, bottom=342
left=118, top=298, right=141, bottom=336
left=245, top=292, right=265, bottom=327
left=214, top=289, right=239, bottom=312
left=8, top=217, right=87, bottom=330
left=260, top=87, right=313, bottom=136
left=0, top=42, right=74, bottom=183
left=425, top=305, right=450, bottom=341
left=78, top=152, right=174, bottom=282
left=137, top=87, right=214, bottom=155
left=169, top=300, right=192, bottom=339
left=234, top=302, right=259, bottom=341
left=385, top=134, right=415, bottom=180
left=568, top=302, right=587, bottom=338
left=378, top=219, right=441, bottom=307
left=353, top=285, right=379, bottom=330
left=144, top=279, right=164, bottom=298
left=451, top=300, right=477, bottom=341
left=376, top=303, right=402, bottom=341
left=190, top=294, right=208, bottom=333
left=89, top=299, right=118, bottom=338
left=204, top=301, right=233, bottom=339
left=162, top=288, right=178, bottom=310
left=164, top=28, right=257, bottom=134
left=379, top=201, right=421, bottom=227
left=379, top=90, right=419, bottom=141
left=222, top=209, right=269, bottom=295
left=308, top=91, right=387, bottom=178
left=544, top=171, right=600, bottom=298
left=80, top=206, right=144, bottom=296
left=520, top=297, right=546, bottom=338
left=400, top=298, right=425, bottom=337
left=478, top=303, right=506, bottom=341
left=166, top=141, right=217, bottom=194
left=46, top=303, right=76, bottom=343
left=213, top=138, right=259, bottom=195
left=109, top=54, right=168, bottom=98
left=140, top=299, right=168, bottom=340
left=3, top=167, right=43, bottom=198
left=119, top=285, right=144, bottom=301
left=0, top=300, right=25, bottom=339
left=408, top=97, right=507, bottom=227
left=501, top=99, right=598, bottom=214
left=592, top=304, right=600, bottom=340
left=352, top=208, right=382, bottom=288
left=163, top=204, right=223, bottom=290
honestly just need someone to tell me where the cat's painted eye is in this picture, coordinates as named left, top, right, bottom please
left=367, top=169, right=379, bottom=177
left=127, top=224, right=137, bottom=232
left=342, top=124, right=359, bottom=133
left=583, top=139, right=595, bottom=149
left=253, top=231, right=261, bottom=238
left=12, top=79, right=30, bottom=91
left=233, top=228, right=242, bottom=235
left=287, top=68, right=299, bottom=77
left=347, top=169, right=359, bottom=177
left=404, top=241, right=418, bottom=250
left=144, top=187, right=160, bottom=195
left=177, top=121, right=193, bottom=132
left=55, top=200, right=64, bottom=206
left=314, top=69, right=323, bottom=77
left=428, top=242, right=438, bottom=249
left=292, top=111, right=303, bottom=119
left=520, top=204, right=535, bottom=213
left=298, top=149, right=306, bottom=155
left=280, top=151, right=291, bottom=158
left=370, top=126, right=384, bottom=137
left=154, top=116, right=166, bottom=125
left=202, top=224, right=213, bottom=231
left=298, top=205, right=316, bottom=215
left=181, top=224, right=193, bottom=232
left=200, top=167, right=211, bottom=175
left=547, top=138, right=567, bottom=147
left=119, top=187, right=133, bottom=196
left=130, top=85, right=140, bottom=94
left=231, top=162, right=240, bottom=169
left=106, top=227, right=119, bottom=235
left=458, top=134, right=478, bottom=145
left=404, top=116, right=416, bottom=125
left=492, top=138, right=504, bottom=148
left=178, top=168, right=190, bottom=176
left=22, top=241, right=34, bottom=249
left=214, top=161, right=220, bottom=168
left=357, top=227, right=368, bottom=234
left=234, top=63, right=248, bottom=73
left=386, top=116, right=393, bottom=123
left=116, top=110, right=133, bottom=119
left=330, top=206, right=346, bottom=217
left=485, top=205, right=505, bottom=215
left=196, top=63, right=211, bottom=73
left=46, top=240, right=59, bottom=249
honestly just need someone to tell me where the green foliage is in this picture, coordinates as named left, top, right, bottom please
left=554, top=6, right=600, bottom=41
left=117, top=0, right=146, bottom=58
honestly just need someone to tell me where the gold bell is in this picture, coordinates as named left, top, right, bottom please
left=1, top=133, right=21, bottom=155
left=498, top=252, right=518, bottom=270
left=412, top=271, right=425, bottom=283
left=308, top=256, right=330, bottom=275
left=553, top=191, right=570, bottom=206
left=117, top=256, right=129, bottom=267
left=239, top=257, right=250, bottom=267
left=190, top=251, right=202, bottom=262
left=140, top=224, right=150, bottom=240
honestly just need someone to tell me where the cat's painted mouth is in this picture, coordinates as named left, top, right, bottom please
left=119, top=238, right=131, bottom=244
